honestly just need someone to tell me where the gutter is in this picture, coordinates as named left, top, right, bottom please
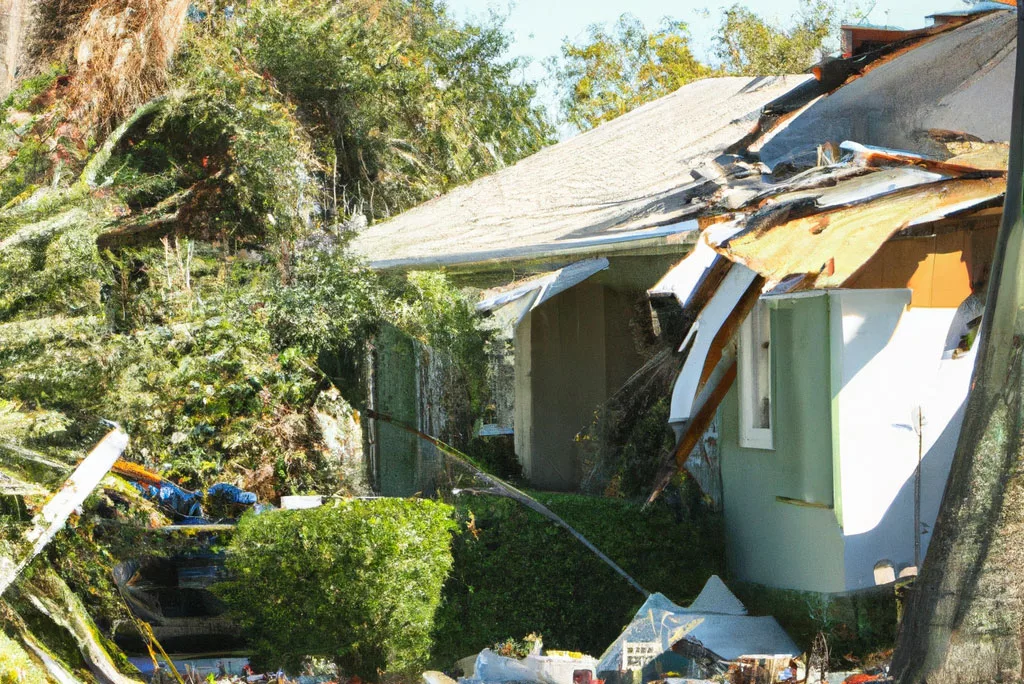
left=365, top=221, right=699, bottom=272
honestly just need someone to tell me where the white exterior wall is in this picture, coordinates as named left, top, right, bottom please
left=830, top=291, right=977, bottom=590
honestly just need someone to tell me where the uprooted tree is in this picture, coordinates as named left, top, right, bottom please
left=891, top=7, right=1024, bottom=682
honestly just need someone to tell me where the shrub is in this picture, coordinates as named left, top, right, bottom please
left=218, top=498, right=457, bottom=679
left=431, top=491, right=724, bottom=667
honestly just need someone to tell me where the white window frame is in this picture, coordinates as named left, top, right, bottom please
left=738, top=299, right=774, bottom=450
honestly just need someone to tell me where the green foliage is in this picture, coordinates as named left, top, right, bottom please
left=218, top=499, right=457, bottom=678
left=0, top=64, right=66, bottom=113
left=714, top=1, right=841, bottom=76
left=491, top=633, right=541, bottom=659
left=465, top=435, right=521, bottom=481
left=732, top=582, right=898, bottom=667
left=386, top=270, right=490, bottom=409
left=0, top=139, right=51, bottom=207
left=267, top=247, right=382, bottom=358
left=432, top=492, right=724, bottom=666
left=0, top=631, right=49, bottom=684
left=166, top=27, right=316, bottom=238
left=234, top=0, right=554, bottom=219
left=550, top=2, right=849, bottom=131
left=550, top=14, right=713, bottom=131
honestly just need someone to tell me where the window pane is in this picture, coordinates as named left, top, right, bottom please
left=750, top=302, right=771, bottom=429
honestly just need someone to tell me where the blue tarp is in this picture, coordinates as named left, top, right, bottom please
left=131, top=480, right=257, bottom=522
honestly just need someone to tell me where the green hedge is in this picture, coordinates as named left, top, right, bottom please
left=431, top=490, right=724, bottom=668
left=218, top=499, right=456, bottom=679
left=732, top=582, right=899, bottom=666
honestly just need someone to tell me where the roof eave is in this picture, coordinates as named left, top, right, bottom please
left=365, top=224, right=700, bottom=272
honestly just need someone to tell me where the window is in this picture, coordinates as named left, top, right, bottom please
left=739, top=299, right=773, bottom=449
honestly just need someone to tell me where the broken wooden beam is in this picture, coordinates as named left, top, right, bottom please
left=0, top=428, right=129, bottom=597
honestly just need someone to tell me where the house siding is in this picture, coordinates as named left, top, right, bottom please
left=831, top=292, right=975, bottom=589
left=720, top=289, right=978, bottom=593
left=721, top=294, right=846, bottom=593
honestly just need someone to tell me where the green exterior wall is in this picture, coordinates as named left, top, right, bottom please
left=720, top=293, right=846, bottom=592
left=375, top=324, right=420, bottom=496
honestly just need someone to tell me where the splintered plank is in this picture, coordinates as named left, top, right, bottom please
left=715, top=177, right=1006, bottom=288
left=0, top=429, right=129, bottom=597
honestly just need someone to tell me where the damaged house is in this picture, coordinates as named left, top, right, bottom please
left=352, top=73, right=807, bottom=491
left=352, top=4, right=1017, bottom=593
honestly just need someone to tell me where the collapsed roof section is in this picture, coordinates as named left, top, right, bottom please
left=754, top=9, right=1017, bottom=169
left=351, top=4, right=1016, bottom=274
left=647, top=142, right=1008, bottom=497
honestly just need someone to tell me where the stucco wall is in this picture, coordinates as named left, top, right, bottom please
left=831, top=292, right=975, bottom=589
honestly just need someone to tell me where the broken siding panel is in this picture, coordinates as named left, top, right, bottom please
left=669, top=264, right=757, bottom=425
left=686, top=416, right=723, bottom=511
left=0, top=429, right=128, bottom=597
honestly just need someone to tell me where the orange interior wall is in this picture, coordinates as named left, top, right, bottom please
left=844, top=226, right=997, bottom=307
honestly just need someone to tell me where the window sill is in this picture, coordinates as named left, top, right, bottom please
left=775, top=496, right=833, bottom=510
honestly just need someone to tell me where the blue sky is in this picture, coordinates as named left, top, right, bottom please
left=445, top=0, right=962, bottom=125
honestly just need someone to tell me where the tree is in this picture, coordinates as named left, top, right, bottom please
left=218, top=499, right=457, bottom=678
left=549, top=14, right=712, bottom=131
left=236, top=0, right=554, bottom=220
left=713, top=1, right=841, bottom=76
left=890, top=9, right=1024, bottom=681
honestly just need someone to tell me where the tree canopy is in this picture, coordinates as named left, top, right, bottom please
left=550, top=2, right=844, bottom=132
left=549, top=14, right=711, bottom=131
left=713, top=1, right=841, bottom=76
left=236, top=0, right=555, bottom=220
left=0, top=0, right=547, bottom=495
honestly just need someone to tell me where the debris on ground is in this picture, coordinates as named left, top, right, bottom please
left=114, top=459, right=258, bottom=523
left=455, top=636, right=599, bottom=684
left=596, top=575, right=799, bottom=682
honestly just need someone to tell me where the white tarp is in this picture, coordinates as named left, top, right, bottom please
left=596, top=575, right=798, bottom=675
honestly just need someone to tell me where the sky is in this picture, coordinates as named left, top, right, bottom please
left=444, top=0, right=962, bottom=127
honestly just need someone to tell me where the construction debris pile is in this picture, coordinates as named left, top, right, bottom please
left=435, top=576, right=802, bottom=684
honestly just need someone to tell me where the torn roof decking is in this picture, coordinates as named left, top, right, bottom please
left=349, top=75, right=811, bottom=270
left=651, top=145, right=1007, bottom=484
left=716, top=176, right=1005, bottom=289
left=755, top=9, right=1017, bottom=169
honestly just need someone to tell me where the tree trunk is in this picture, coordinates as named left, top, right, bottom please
left=891, top=6, right=1024, bottom=682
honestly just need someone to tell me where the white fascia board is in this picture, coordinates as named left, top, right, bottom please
left=670, top=264, right=757, bottom=424
left=649, top=239, right=721, bottom=306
